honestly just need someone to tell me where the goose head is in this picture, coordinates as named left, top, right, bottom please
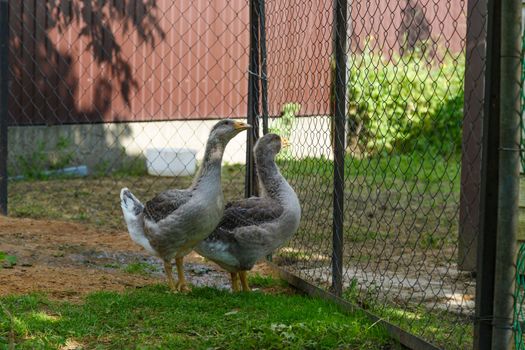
left=254, top=133, right=289, bottom=161
left=209, top=119, right=251, bottom=146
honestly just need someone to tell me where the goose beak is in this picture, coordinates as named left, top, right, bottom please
left=281, top=137, right=291, bottom=148
left=233, top=121, right=251, bottom=131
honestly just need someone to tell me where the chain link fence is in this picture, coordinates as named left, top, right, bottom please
left=5, top=0, right=250, bottom=228
left=515, top=244, right=525, bottom=350
left=265, top=1, right=479, bottom=349
left=1, top=0, right=523, bottom=349
left=514, top=5, right=525, bottom=348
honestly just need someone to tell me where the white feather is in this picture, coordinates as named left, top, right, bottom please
left=120, top=188, right=157, bottom=256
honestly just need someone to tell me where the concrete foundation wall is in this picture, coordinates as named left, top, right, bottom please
left=8, top=117, right=332, bottom=176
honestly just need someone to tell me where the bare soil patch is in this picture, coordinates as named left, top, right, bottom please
left=0, top=216, right=280, bottom=301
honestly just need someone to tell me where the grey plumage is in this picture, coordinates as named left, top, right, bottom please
left=143, top=190, right=192, bottom=223
left=120, top=119, right=250, bottom=291
left=195, top=133, right=301, bottom=289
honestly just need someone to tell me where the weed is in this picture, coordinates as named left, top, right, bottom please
left=73, top=213, right=88, bottom=221
left=419, top=234, right=441, bottom=249
left=248, top=273, right=287, bottom=288
left=343, top=278, right=360, bottom=303
left=12, top=136, right=77, bottom=180
left=103, top=263, right=121, bottom=269
left=124, top=262, right=155, bottom=275
left=269, top=103, right=301, bottom=160
left=0, top=252, right=17, bottom=268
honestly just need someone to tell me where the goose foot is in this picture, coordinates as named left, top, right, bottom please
left=174, top=257, right=191, bottom=293
left=239, top=271, right=251, bottom=292
left=163, top=260, right=177, bottom=292
left=230, top=272, right=240, bottom=292
left=175, top=281, right=191, bottom=293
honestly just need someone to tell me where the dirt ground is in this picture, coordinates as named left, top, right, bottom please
left=0, top=216, right=278, bottom=301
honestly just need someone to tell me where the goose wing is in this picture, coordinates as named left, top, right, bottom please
left=221, top=197, right=282, bottom=229
left=208, top=197, right=282, bottom=245
left=144, top=189, right=193, bottom=222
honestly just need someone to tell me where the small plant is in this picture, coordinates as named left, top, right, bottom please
left=15, top=140, right=48, bottom=179
left=14, top=136, right=76, bottom=179
left=124, top=262, right=155, bottom=275
left=248, top=273, right=287, bottom=288
left=0, top=252, right=17, bottom=269
left=269, top=102, right=301, bottom=160
left=92, top=160, right=111, bottom=176
left=269, top=102, right=301, bottom=138
left=50, top=136, right=75, bottom=170
left=420, top=234, right=440, bottom=249
left=113, top=157, right=148, bottom=177
left=343, top=278, right=360, bottom=304
left=103, top=263, right=121, bottom=269
left=73, top=212, right=88, bottom=221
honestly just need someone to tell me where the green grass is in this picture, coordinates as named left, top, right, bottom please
left=248, top=273, right=288, bottom=288
left=8, top=163, right=247, bottom=230
left=8, top=154, right=460, bottom=230
left=373, top=305, right=471, bottom=349
left=123, top=262, right=156, bottom=275
left=280, top=152, right=461, bottom=192
left=0, top=286, right=395, bottom=349
left=342, top=286, right=472, bottom=349
left=6, top=153, right=462, bottom=348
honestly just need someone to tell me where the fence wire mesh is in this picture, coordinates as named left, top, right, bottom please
left=2, top=0, right=520, bottom=349
left=515, top=244, right=525, bottom=350
left=6, top=0, right=250, bottom=228
left=265, top=0, right=481, bottom=349
left=515, top=6, right=525, bottom=348
left=522, top=6, right=525, bottom=173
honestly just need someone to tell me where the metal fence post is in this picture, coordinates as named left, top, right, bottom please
left=258, top=0, right=272, bottom=263
left=0, top=0, right=9, bottom=216
left=491, top=0, right=522, bottom=347
left=458, top=0, right=490, bottom=273
left=474, top=0, right=500, bottom=346
left=258, top=0, right=269, bottom=136
left=331, top=0, right=347, bottom=297
left=246, top=0, right=260, bottom=198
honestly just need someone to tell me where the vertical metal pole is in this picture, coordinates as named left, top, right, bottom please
left=258, top=0, right=269, bottom=135
left=474, top=0, right=500, bottom=346
left=331, top=0, right=347, bottom=297
left=0, top=0, right=9, bottom=216
left=458, top=0, right=490, bottom=273
left=491, top=0, right=521, bottom=347
left=258, top=0, right=272, bottom=263
left=245, top=0, right=260, bottom=198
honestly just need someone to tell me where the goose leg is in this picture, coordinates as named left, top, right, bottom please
left=175, top=257, right=190, bottom=292
left=163, top=260, right=177, bottom=291
left=239, top=271, right=250, bottom=292
left=230, top=272, right=240, bottom=292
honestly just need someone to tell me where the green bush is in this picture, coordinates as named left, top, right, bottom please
left=269, top=102, right=301, bottom=139
left=13, top=136, right=76, bottom=179
left=347, top=47, right=464, bottom=155
left=269, top=102, right=301, bottom=159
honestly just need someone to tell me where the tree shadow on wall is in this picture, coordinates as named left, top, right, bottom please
left=9, top=0, right=165, bottom=123
left=8, top=0, right=166, bottom=176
